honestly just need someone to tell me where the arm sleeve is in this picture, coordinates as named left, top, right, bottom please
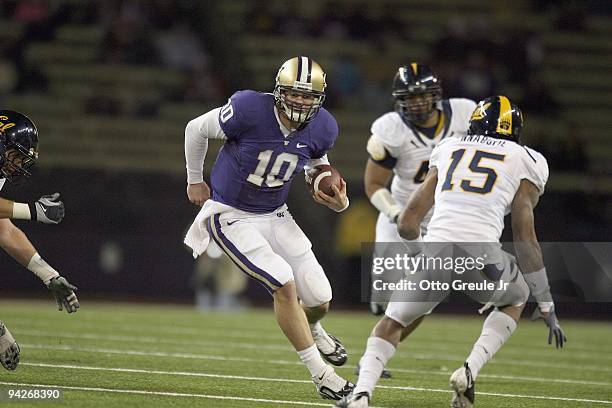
left=184, top=107, right=227, bottom=184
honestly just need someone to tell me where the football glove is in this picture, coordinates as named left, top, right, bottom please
left=47, top=276, right=79, bottom=313
left=531, top=306, right=567, bottom=348
left=32, top=193, right=65, bottom=224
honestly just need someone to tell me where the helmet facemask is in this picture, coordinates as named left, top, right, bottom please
left=393, top=87, right=441, bottom=124
left=274, top=85, right=325, bottom=128
left=0, top=143, right=38, bottom=183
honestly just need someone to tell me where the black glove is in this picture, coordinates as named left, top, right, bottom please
left=47, top=276, right=79, bottom=313
left=30, top=193, right=65, bottom=224
left=531, top=306, right=567, bottom=348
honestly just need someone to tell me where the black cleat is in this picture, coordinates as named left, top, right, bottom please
left=450, top=362, right=475, bottom=408
left=315, top=332, right=348, bottom=366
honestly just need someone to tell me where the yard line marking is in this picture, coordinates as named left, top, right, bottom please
left=14, top=364, right=612, bottom=405
left=0, top=381, right=346, bottom=407
left=21, top=345, right=612, bottom=387
left=17, top=328, right=612, bottom=373
left=13, top=317, right=612, bottom=355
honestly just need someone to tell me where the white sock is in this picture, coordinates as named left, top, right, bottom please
left=309, top=321, right=323, bottom=335
left=466, top=309, right=517, bottom=379
left=354, top=336, right=396, bottom=398
left=297, top=343, right=327, bottom=377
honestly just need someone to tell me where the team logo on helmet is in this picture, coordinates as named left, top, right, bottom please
left=470, top=102, right=491, bottom=121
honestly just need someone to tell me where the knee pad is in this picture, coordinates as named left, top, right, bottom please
left=296, top=259, right=332, bottom=307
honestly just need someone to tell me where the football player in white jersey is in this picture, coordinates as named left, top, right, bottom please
left=362, top=63, right=475, bottom=377
left=0, top=110, right=79, bottom=371
left=338, top=96, right=567, bottom=408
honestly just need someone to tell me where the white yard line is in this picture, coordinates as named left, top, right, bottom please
left=16, top=328, right=612, bottom=373
left=0, top=381, right=342, bottom=407
left=14, top=363, right=612, bottom=405
left=21, top=344, right=612, bottom=387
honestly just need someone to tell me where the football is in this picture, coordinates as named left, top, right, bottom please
left=306, top=164, right=342, bottom=197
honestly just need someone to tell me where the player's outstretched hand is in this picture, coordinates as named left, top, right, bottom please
left=47, top=276, right=79, bottom=313
left=34, top=193, right=64, bottom=224
left=531, top=306, right=567, bottom=348
left=313, top=179, right=348, bottom=212
left=187, top=182, right=210, bottom=207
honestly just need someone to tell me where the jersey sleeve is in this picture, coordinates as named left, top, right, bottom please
left=516, top=146, right=549, bottom=195
left=449, top=98, right=478, bottom=122
left=217, top=90, right=262, bottom=140
left=310, top=108, right=339, bottom=159
left=368, top=112, right=403, bottom=169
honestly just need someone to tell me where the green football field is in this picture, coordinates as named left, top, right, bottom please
left=0, top=300, right=611, bottom=408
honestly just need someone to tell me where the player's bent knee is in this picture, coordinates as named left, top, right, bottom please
left=300, top=268, right=332, bottom=307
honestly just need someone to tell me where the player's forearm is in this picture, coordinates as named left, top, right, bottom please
left=0, top=198, right=36, bottom=221
left=0, top=221, right=37, bottom=266
left=0, top=198, right=13, bottom=218
left=513, top=239, right=545, bottom=273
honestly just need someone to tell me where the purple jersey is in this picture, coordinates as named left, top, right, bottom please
left=211, top=90, right=338, bottom=213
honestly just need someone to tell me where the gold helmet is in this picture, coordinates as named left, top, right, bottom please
left=273, top=56, right=326, bottom=126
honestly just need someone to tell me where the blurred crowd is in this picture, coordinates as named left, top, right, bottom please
left=0, top=0, right=604, bottom=173
left=0, top=0, right=225, bottom=113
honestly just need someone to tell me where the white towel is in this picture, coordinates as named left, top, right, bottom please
left=184, top=199, right=234, bottom=258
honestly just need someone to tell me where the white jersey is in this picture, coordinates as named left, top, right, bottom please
left=425, top=135, right=549, bottom=242
left=369, top=98, right=476, bottom=207
left=0, top=179, right=5, bottom=192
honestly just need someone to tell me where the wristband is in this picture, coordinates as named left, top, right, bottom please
left=12, top=202, right=32, bottom=220
left=370, top=188, right=400, bottom=221
left=27, top=253, right=60, bottom=285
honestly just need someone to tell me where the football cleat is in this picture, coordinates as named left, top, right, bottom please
left=314, top=331, right=348, bottom=366
left=0, top=321, right=20, bottom=371
left=450, top=362, right=475, bottom=408
left=354, top=362, right=392, bottom=379
left=313, top=365, right=354, bottom=400
left=335, top=391, right=370, bottom=407
left=369, top=301, right=386, bottom=316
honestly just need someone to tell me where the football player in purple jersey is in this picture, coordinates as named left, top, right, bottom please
left=0, top=110, right=80, bottom=372
left=184, top=57, right=353, bottom=400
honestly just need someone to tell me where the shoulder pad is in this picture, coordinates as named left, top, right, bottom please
left=448, top=98, right=478, bottom=120
left=371, top=112, right=404, bottom=149
left=366, top=135, right=387, bottom=161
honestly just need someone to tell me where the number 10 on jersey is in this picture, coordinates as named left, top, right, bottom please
left=247, top=150, right=299, bottom=187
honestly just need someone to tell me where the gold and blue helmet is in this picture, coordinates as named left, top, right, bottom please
left=468, top=96, right=523, bottom=142
left=0, top=110, right=39, bottom=182
left=392, top=63, right=442, bottom=123
left=273, top=56, right=326, bottom=127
